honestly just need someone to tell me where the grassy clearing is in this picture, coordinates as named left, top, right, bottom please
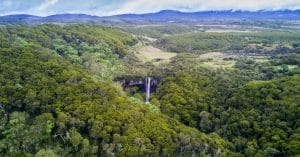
left=198, top=52, right=224, bottom=59
left=288, top=65, right=298, bottom=69
left=197, top=52, right=236, bottom=69
left=135, top=45, right=177, bottom=65
left=274, top=65, right=298, bottom=70
left=253, top=56, right=270, bottom=63
left=184, top=52, right=269, bottom=69
left=197, top=61, right=236, bottom=69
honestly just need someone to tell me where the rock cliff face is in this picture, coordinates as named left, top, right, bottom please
left=115, top=76, right=160, bottom=92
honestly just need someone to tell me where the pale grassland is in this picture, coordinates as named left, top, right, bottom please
left=197, top=52, right=271, bottom=69
left=253, top=57, right=270, bottom=63
left=135, top=45, right=177, bottom=65
left=205, top=29, right=253, bottom=33
left=197, top=52, right=224, bottom=59
left=288, top=65, right=298, bottom=69
left=197, top=52, right=236, bottom=69
left=274, top=65, right=298, bottom=70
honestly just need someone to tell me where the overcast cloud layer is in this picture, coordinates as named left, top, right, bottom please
left=1, top=0, right=300, bottom=16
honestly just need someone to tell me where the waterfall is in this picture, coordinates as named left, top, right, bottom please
left=145, top=77, right=151, bottom=104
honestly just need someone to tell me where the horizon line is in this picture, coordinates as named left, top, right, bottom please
left=1, top=9, right=300, bottom=17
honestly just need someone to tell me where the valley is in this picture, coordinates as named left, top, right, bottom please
left=0, top=9, right=299, bottom=157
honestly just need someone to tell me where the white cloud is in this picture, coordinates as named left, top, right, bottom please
left=36, top=0, right=59, bottom=11
left=2, top=1, right=13, bottom=7
left=108, top=0, right=300, bottom=15
left=1, top=0, right=300, bottom=16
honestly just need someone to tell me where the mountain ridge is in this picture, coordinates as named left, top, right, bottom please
left=1, top=9, right=300, bottom=25
left=2, top=9, right=300, bottom=18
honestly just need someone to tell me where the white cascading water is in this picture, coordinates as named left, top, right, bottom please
left=145, top=77, right=151, bottom=104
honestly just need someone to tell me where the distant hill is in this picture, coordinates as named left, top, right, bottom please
left=107, top=10, right=300, bottom=24
left=1, top=10, right=300, bottom=25
left=110, top=10, right=300, bottom=19
left=45, top=14, right=100, bottom=22
left=0, top=14, right=42, bottom=24
left=46, top=14, right=99, bottom=19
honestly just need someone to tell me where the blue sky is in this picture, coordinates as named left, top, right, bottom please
left=1, top=0, right=300, bottom=16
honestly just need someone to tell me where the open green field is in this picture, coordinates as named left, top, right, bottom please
left=135, top=45, right=177, bottom=62
left=196, top=52, right=236, bottom=69
left=133, top=44, right=177, bottom=65
left=154, top=31, right=300, bottom=53
left=1, top=21, right=300, bottom=157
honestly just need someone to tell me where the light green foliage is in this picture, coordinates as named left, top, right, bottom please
left=156, top=71, right=300, bottom=156
left=70, top=128, right=83, bottom=151
left=35, top=149, right=58, bottom=157
left=0, top=24, right=138, bottom=80
left=0, top=36, right=229, bottom=156
left=157, top=73, right=213, bottom=127
left=147, top=103, right=160, bottom=113
left=120, top=25, right=200, bottom=39
left=0, top=24, right=299, bottom=156
left=155, top=31, right=300, bottom=53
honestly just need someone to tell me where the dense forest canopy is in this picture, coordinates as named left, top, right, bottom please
left=155, top=73, right=299, bottom=156
left=0, top=29, right=232, bottom=156
left=0, top=25, right=138, bottom=80
left=155, top=32, right=300, bottom=54
left=0, top=24, right=299, bottom=157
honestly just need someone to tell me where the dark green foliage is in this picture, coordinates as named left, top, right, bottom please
left=155, top=32, right=300, bottom=53
left=120, top=25, right=203, bottom=39
left=0, top=24, right=138, bottom=80
left=234, top=55, right=300, bottom=80
left=270, top=53, right=300, bottom=66
left=0, top=38, right=230, bottom=156
left=0, top=24, right=299, bottom=156
left=155, top=72, right=300, bottom=156
left=156, top=74, right=214, bottom=128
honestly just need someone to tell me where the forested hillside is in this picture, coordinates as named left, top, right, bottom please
left=155, top=73, right=299, bottom=156
left=155, top=32, right=300, bottom=54
left=0, top=30, right=231, bottom=156
left=0, top=24, right=299, bottom=157
left=0, top=25, right=137, bottom=80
